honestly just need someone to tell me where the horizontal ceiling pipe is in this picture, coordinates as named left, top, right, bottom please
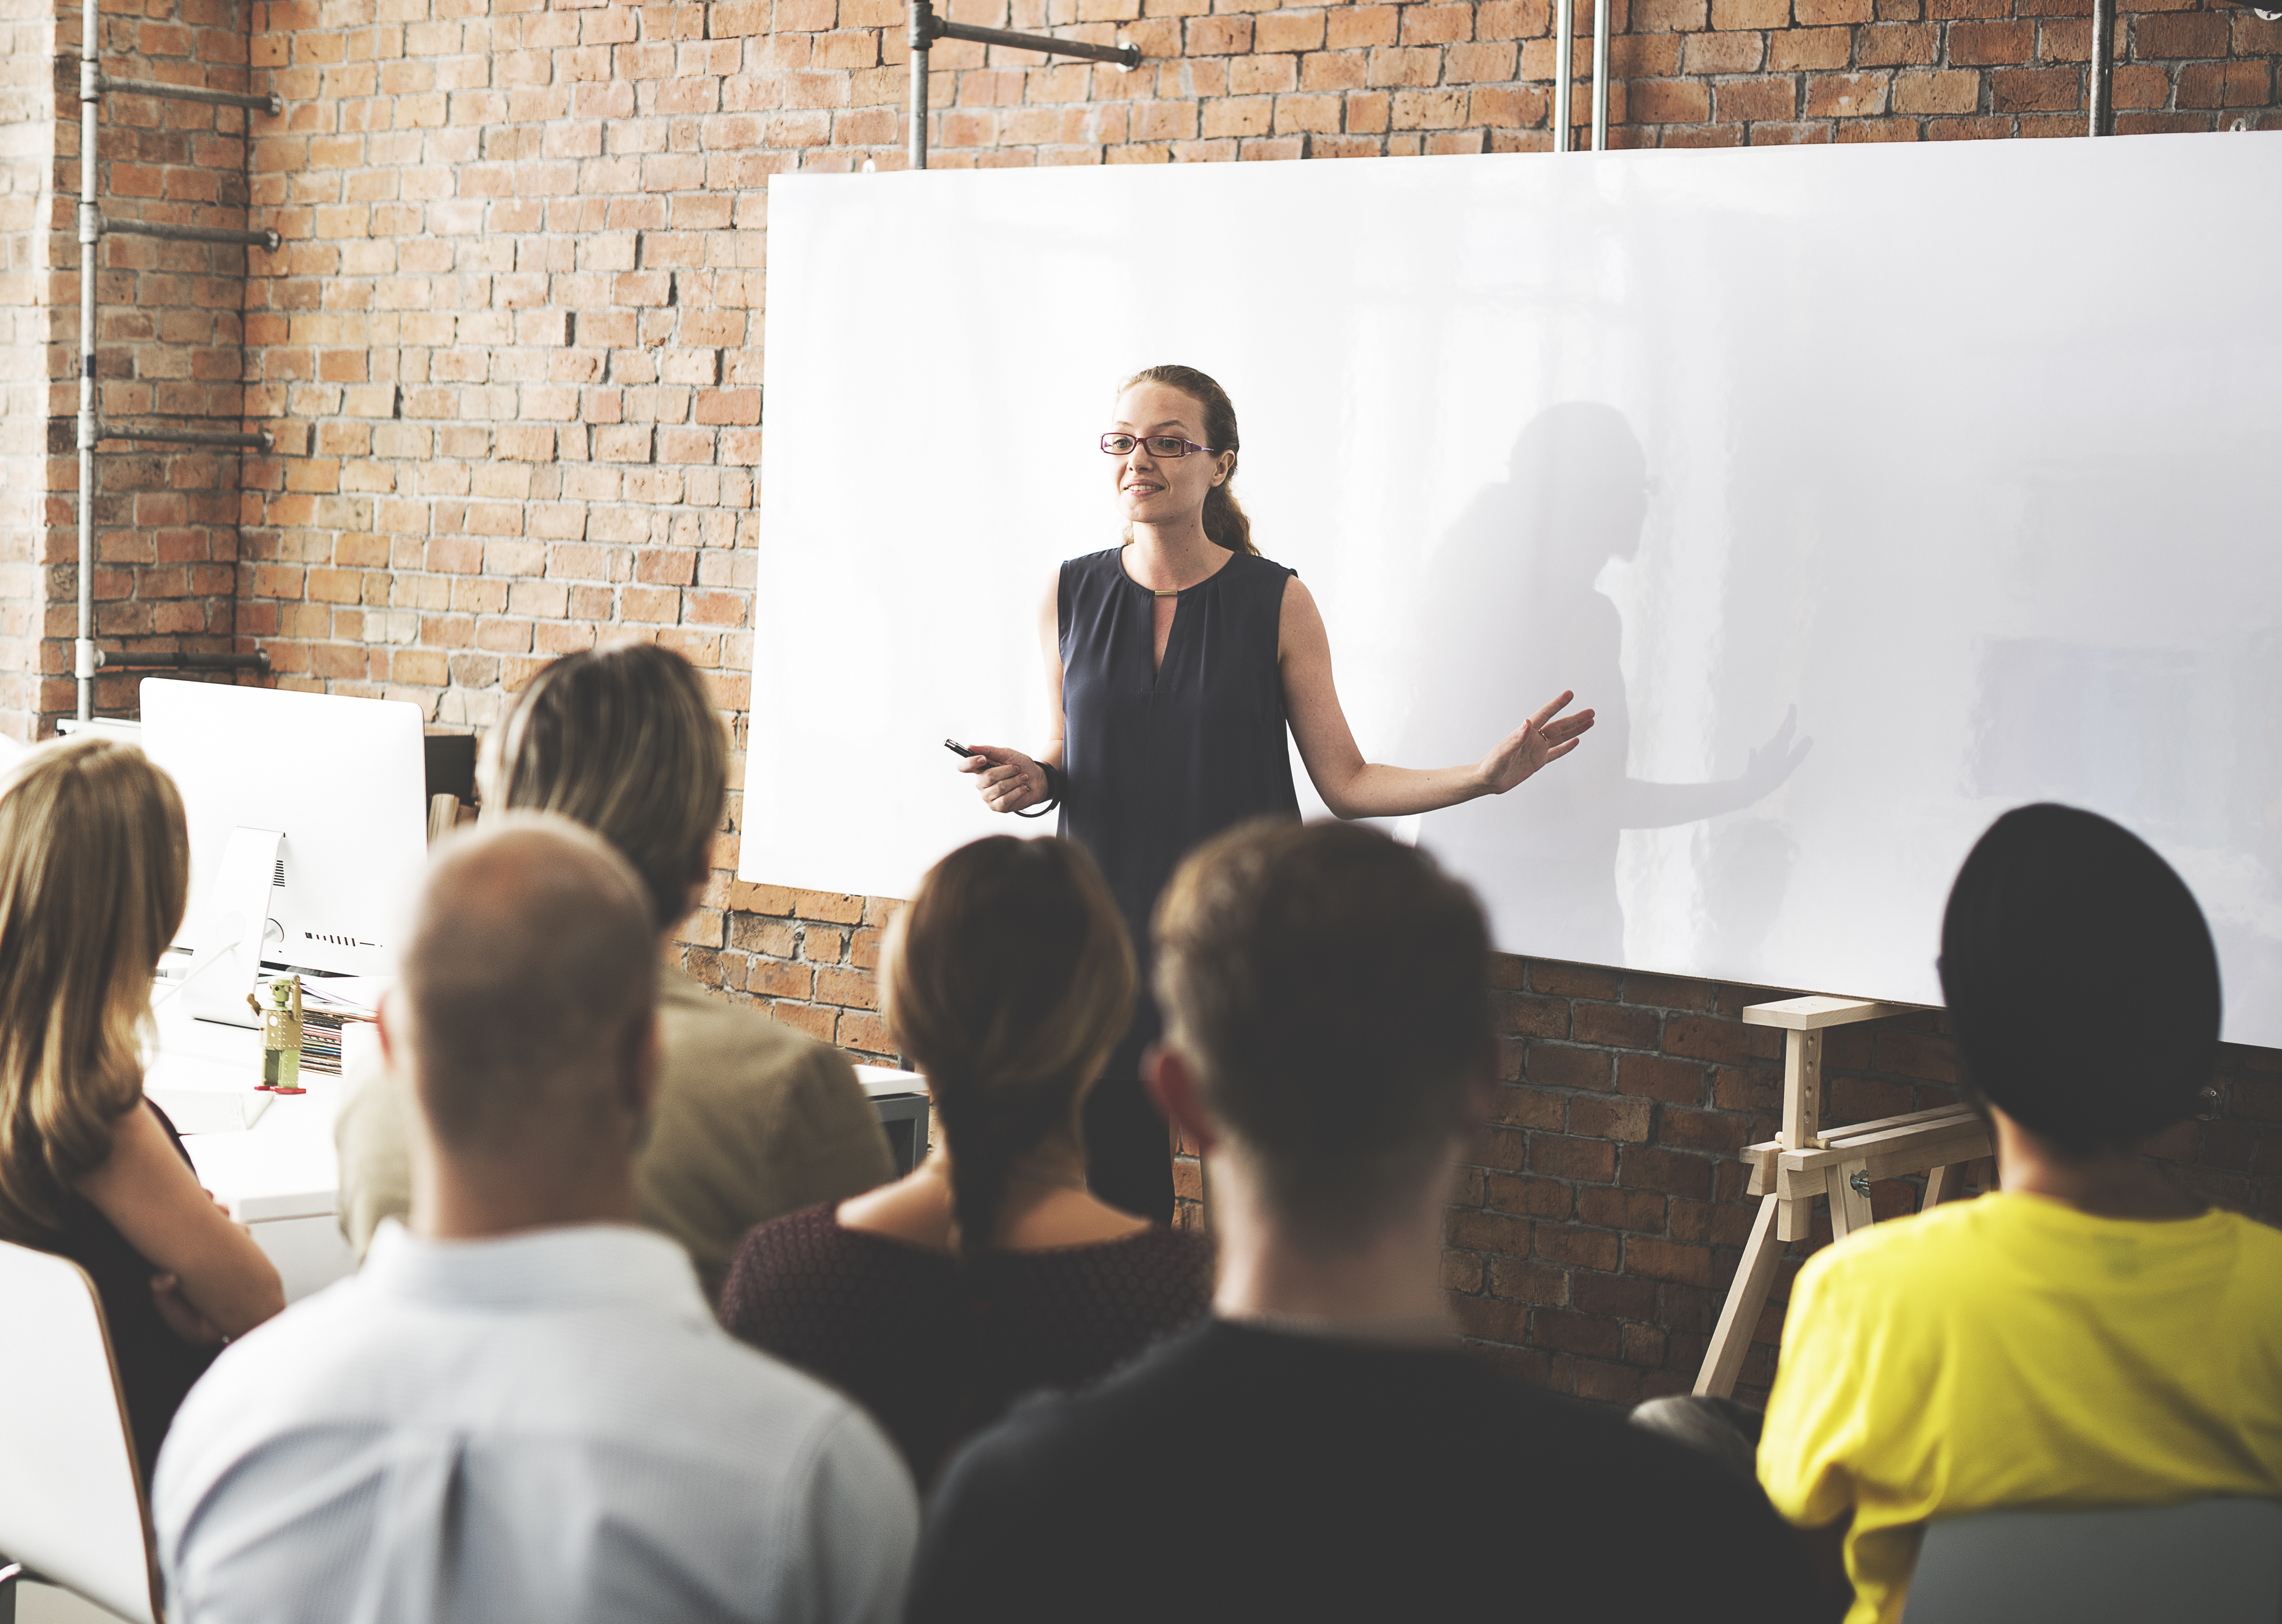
left=927, top=17, right=1139, bottom=68
left=96, top=421, right=276, bottom=452
left=92, top=649, right=273, bottom=672
left=76, top=60, right=281, bottom=115
left=95, top=214, right=279, bottom=251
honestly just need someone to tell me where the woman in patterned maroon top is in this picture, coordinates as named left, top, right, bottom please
left=719, top=835, right=1213, bottom=1486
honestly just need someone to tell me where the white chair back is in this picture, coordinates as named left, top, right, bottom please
left=0, top=1238, right=162, bottom=1624
left=1903, top=1498, right=2282, bottom=1624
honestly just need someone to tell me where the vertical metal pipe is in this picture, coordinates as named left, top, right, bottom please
left=908, top=0, right=932, bottom=170
left=1589, top=0, right=1610, bottom=151
left=2088, top=0, right=2114, bottom=137
left=1551, top=0, right=1574, bottom=152
left=76, top=0, right=99, bottom=722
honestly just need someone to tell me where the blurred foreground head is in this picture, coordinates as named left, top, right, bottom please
left=1940, top=803, right=2220, bottom=1155
left=482, top=642, right=728, bottom=933
left=400, top=815, right=659, bottom=1168
left=0, top=738, right=187, bottom=1238
left=885, top=835, right=1134, bottom=1259
left=1154, top=819, right=1493, bottom=1248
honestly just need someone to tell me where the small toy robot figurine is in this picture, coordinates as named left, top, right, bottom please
left=248, top=975, right=307, bottom=1094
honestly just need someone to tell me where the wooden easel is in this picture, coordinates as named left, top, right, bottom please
left=1693, top=995, right=1993, bottom=1398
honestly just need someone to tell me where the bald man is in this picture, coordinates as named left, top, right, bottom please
left=154, top=817, right=916, bottom=1624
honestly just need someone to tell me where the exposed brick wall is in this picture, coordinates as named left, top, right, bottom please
left=13, top=0, right=258, bottom=739
left=1444, top=958, right=2280, bottom=1406
left=901, top=0, right=2280, bottom=162
left=675, top=880, right=2282, bottom=1407
left=220, top=0, right=2282, bottom=1393
left=3, top=0, right=2274, bottom=1395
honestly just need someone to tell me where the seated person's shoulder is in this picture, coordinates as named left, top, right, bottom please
left=722, top=1202, right=875, bottom=1296
left=659, top=968, right=853, bottom=1077
left=922, top=1329, right=1815, bottom=1624
left=1786, top=1194, right=1994, bottom=1308
left=651, top=971, right=880, bottom=1155
left=2229, top=1207, right=2282, bottom=1270
left=1801, top=1196, right=2282, bottom=1320
left=938, top=1319, right=1211, bottom=1489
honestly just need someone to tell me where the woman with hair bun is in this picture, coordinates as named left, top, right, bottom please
left=958, top=364, right=1596, bottom=1221
left=719, top=834, right=1211, bottom=1487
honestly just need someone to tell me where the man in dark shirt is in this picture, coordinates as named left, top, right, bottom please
left=910, top=819, right=1817, bottom=1623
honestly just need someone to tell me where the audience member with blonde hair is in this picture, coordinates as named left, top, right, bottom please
left=719, top=835, right=1213, bottom=1486
left=0, top=737, right=282, bottom=1481
left=156, top=817, right=916, bottom=1624
left=335, top=641, right=893, bottom=1300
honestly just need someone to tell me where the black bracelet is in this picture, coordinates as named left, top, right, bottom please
left=1014, top=761, right=1065, bottom=820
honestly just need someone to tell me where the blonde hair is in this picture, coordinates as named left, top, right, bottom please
left=480, top=642, right=728, bottom=933
left=884, top=836, right=1135, bottom=1264
left=0, top=738, right=188, bottom=1240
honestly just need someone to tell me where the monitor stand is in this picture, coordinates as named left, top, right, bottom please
left=184, top=825, right=283, bottom=1029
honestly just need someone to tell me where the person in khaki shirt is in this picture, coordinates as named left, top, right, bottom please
left=337, top=643, right=893, bottom=1303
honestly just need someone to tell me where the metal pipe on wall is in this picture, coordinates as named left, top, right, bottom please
left=87, top=70, right=281, bottom=115
left=937, top=20, right=1137, bottom=63
left=1552, top=0, right=1574, bottom=152
left=1590, top=0, right=1610, bottom=151
left=2088, top=0, right=2115, bottom=136
left=70, top=0, right=284, bottom=722
left=91, top=650, right=272, bottom=672
left=909, top=0, right=931, bottom=169
left=77, top=0, right=97, bottom=722
left=906, top=1, right=1139, bottom=171
left=98, top=422, right=274, bottom=451
left=98, top=215, right=279, bottom=250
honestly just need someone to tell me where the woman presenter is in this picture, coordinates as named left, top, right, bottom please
left=960, top=364, right=1594, bottom=1223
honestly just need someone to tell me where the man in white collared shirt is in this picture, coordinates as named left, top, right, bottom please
left=154, top=816, right=917, bottom=1624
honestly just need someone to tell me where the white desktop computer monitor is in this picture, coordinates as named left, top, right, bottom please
left=140, top=680, right=429, bottom=1021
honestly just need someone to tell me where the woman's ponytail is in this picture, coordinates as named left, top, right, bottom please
left=885, top=836, right=1135, bottom=1268
left=883, top=836, right=1136, bottom=1439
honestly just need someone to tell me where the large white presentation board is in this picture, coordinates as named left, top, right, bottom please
left=743, top=134, right=2282, bottom=1050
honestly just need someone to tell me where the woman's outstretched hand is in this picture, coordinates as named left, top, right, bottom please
left=958, top=744, right=1049, bottom=814
left=1476, top=691, right=1596, bottom=796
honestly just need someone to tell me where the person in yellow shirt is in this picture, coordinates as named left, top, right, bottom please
left=1755, top=803, right=2282, bottom=1624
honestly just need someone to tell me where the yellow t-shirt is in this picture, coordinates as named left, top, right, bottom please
left=1757, top=1192, right=2282, bottom=1624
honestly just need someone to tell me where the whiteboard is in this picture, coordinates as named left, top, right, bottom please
left=742, top=134, right=2282, bottom=1050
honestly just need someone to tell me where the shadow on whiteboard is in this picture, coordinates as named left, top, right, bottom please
left=1403, top=401, right=1811, bottom=966
left=1969, top=634, right=2282, bottom=1040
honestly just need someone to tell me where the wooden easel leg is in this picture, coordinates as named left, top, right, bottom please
left=1826, top=1159, right=1873, bottom=1240
left=1923, top=1161, right=1967, bottom=1210
left=1695, top=1193, right=1783, bottom=1399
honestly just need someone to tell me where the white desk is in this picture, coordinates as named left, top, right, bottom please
left=146, top=987, right=357, bottom=1302
left=149, top=1001, right=931, bottom=1306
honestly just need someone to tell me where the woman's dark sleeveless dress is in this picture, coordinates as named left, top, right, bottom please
left=25, top=1101, right=219, bottom=1484
left=1058, top=546, right=1302, bottom=1221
